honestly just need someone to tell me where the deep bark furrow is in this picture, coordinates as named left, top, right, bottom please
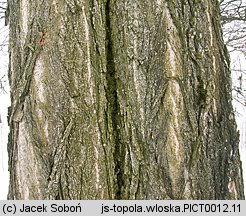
left=105, top=0, right=124, bottom=199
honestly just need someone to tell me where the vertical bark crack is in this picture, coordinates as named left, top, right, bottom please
left=105, top=0, right=124, bottom=199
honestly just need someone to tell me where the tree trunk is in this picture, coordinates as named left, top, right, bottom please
left=7, top=0, right=244, bottom=199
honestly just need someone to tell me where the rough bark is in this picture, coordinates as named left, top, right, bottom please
left=7, top=0, right=244, bottom=199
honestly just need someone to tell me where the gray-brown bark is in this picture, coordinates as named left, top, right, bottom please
left=7, top=0, right=244, bottom=199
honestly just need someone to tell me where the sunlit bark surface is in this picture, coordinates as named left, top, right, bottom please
left=7, top=0, right=244, bottom=199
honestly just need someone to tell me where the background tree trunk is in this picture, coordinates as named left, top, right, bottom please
left=7, top=0, right=244, bottom=199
